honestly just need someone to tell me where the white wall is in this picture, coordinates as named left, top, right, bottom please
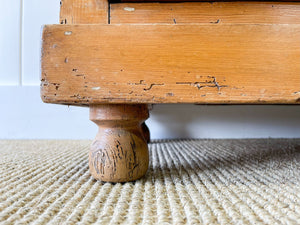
left=0, top=0, right=22, bottom=85
left=1, top=0, right=300, bottom=139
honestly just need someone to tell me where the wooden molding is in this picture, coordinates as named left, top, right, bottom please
left=60, top=0, right=109, bottom=24
left=41, top=24, right=300, bottom=104
left=111, top=2, right=300, bottom=24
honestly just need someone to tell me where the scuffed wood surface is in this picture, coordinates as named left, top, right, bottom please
left=60, top=0, right=108, bottom=24
left=111, top=2, right=300, bottom=24
left=41, top=24, right=300, bottom=104
left=89, top=104, right=149, bottom=182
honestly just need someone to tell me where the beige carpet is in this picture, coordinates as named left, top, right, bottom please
left=0, top=139, right=299, bottom=225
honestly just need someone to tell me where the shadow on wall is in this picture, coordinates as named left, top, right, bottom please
left=148, top=104, right=300, bottom=139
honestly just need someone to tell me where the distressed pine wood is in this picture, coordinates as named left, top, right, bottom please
left=60, top=0, right=108, bottom=24
left=89, top=104, right=149, bottom=182
left=59, top=0, right=150, bottom=182
left=41, top=24, right=300, bottom=104
left=43, top=1, right=300, bottom=182
left=111, top=2, right=300, bottom=24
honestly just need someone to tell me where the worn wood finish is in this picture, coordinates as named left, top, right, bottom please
left=43, top=1, right=300, bottom=182
left=89, top=104, right=149, bottom=182
left=111, top=2, right=300, bottom=24
left=60, top=0, right=108, bottom=24
left=60, top=0, right=151, bottom=183
left=41, top=24, right=300, bottom=104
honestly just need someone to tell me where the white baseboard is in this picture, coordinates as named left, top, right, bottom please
left=1, top=86, right=300, bottom=139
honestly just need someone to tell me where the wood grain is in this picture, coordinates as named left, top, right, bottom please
left=90, top=104, right=149, bottom=182
left=41, top=24, right=300, bottom=104
left=111, top=2, right=300, bottom=24
left=60, top=0, right=108, bottom=24
left=60, top=0, right=150, bottom=183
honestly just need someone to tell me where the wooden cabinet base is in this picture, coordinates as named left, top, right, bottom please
left=42, top=1, right=300, bottom=183
left=89, top=104, right=149, bottom=182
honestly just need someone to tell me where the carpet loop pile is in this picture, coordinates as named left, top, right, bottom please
left=0, top=139, right=299, bottom=224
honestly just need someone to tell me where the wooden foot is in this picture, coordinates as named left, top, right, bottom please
left=89, top=104, right=149, bottom=182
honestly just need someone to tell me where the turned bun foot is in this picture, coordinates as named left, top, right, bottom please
left=89, top=104, right=149, bottom=182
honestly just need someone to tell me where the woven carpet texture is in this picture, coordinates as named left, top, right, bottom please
left=0, top=139, right=299, bottom=225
